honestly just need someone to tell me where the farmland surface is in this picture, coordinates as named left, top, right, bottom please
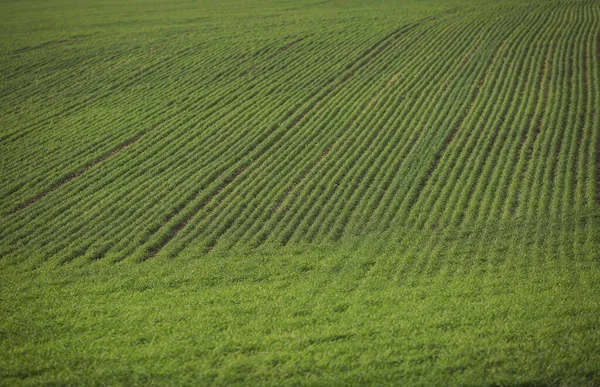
left=1, top=0, right=600, bottom=385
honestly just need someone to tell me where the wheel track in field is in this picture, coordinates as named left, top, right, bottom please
left=329, top=24, right=489, bottom=240
left=0, top=46, right=197, bottom=146
left=144, top=19, right=432, bottom=259
left=148, top=162, right=252, bottom=258
left=240, top=37, right=306, bottom=76
left=10, top=34, right=92, bottom=55
left=202, top=11, right=468, bottom=253
left=1, top=27, right=369, bottom=263
left=273, top=143, right=335, bottom=213
left=284, top=0, right=332, bottom=12
left=397, top=38, right=506, bottom=216
left=246, top=14, right=487, bottom=247
left=1, top=37, right=306, bottom=223
left=196, top=14, right=462, bottom=254
left=2, top=127, right=156, bottom=220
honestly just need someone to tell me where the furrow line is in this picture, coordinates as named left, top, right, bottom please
left=273, top=144, right=335, bottom=212
left=240, top=37, right=305, bottom=76
left=353, top=18, right=504, bottom=233
left=1, top=28, right=384, bottom=262
left=3, top=127, right=155, bottom=218
left=332, top=20, right=490, bottom=238
left=521, top=15, right=571, bottom=219
left=498, top=37, right=557, bottom=219
left=148, top=162, right=251, bottom=258
left=403, top=41, right=504, bottom=210
left=0, top=45, right=198, bottom=145
left=101, top=14, right=452, bottom=255
left=377, top=8, right=533, bottom=231
left=145, top=21, right=426, bottom=258
left=439, top=7, right=558, bottom=227
left=255, top=18, right=468, bottom=245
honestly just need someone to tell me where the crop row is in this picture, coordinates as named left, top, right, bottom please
left=0, top=0, right=598, bottom=266
left=0, top=18, right=420, bottom=265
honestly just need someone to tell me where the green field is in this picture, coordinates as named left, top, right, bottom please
left=1, top=0, right=600, bottom=384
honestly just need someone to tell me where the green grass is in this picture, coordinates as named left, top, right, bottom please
left=1, top=0, right=600, bottom=384
left=2, top=226, right=600, bottom=385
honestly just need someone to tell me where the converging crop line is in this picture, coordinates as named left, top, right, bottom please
left=254, top=14, right=458, bottom=249
left=529, top=41, right=555, bottom=160
left=597, top=116, right=600, bottom=206
left=6, top=128, right=155, bottom=218
left=0, top=45, right=196, bottom=146
left=597, top=132, right=600, bottom=206
left=382, top=37, right=507, bottom=227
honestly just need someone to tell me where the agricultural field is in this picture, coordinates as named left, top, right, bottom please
left=1, top=0, right=600, bottom=385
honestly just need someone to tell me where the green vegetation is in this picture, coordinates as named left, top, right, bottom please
left=1, top=0, right=599, bottom=384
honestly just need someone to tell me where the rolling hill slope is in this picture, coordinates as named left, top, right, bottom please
left=1, top=0, right=599, bottom=384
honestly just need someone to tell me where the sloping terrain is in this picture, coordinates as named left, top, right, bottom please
left=1, top=0, right=599, bottom=385
left=1, top=0, right=598, bottom=264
